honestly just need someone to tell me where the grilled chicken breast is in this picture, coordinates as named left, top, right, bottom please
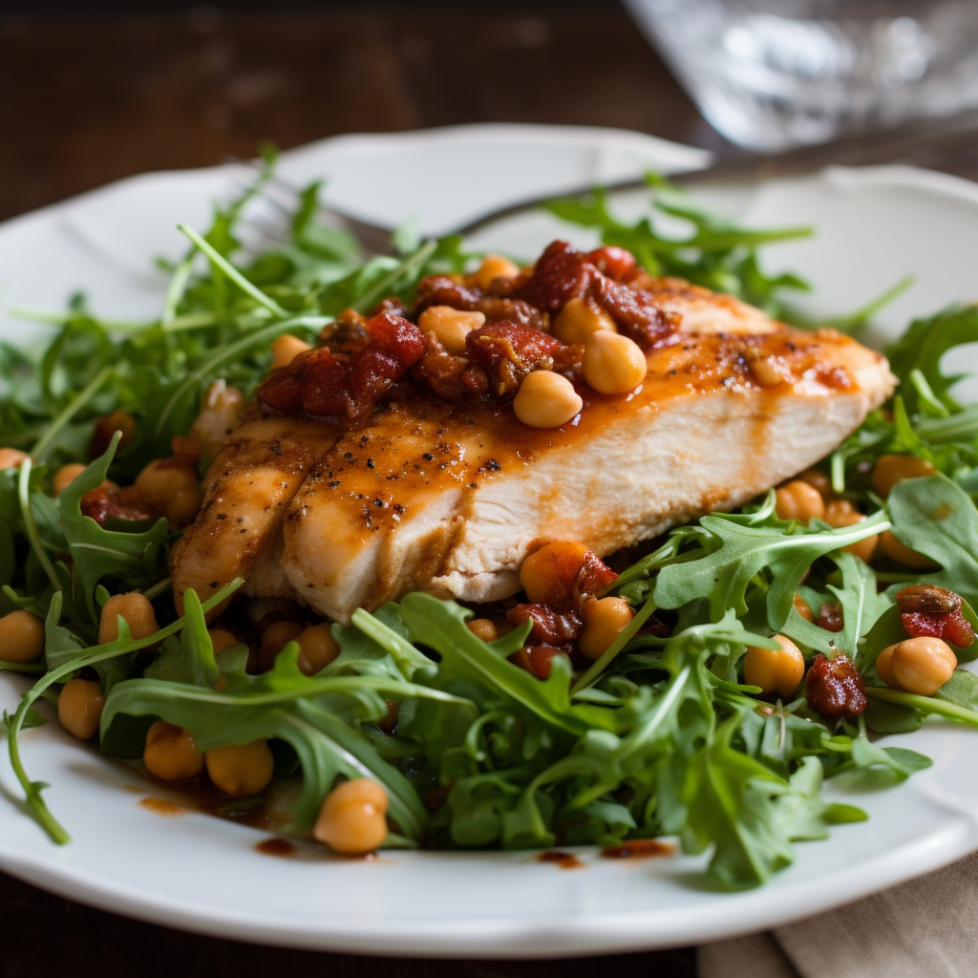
left=172, top=252, right=894, bottom=623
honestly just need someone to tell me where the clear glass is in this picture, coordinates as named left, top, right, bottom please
left=624, top=0, right=978, bottom=150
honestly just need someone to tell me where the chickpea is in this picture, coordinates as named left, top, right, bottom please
left=513, top=371, right=583, bottom=429
left=792, top=593, right=815, bottom=623
left=582, top=332, right=647, bottom=395
left=466, top=618, right=499, bottom=643
left=259, top=619, right=304, bottom=672
left=51, top=463, right=86, bottom=496
left=466, top=254, right=520, bottom=290
left=205, top=740, right=275, bottom=797
left=295, top=623, right=340, bottom=676
left=878, top=531, right=939, bottom=570
left=748, top=355, right=787, bottom=388
left=891, top=636, right=957, bottom=696
left=552, top=297, right=617, bottom=346
left=0, top=448, right=28, bottom=470
left=91, top=410, right=137, bottom=458
left=0, top=610, right=45, bottom=663
left=208, top=628, right=240, bottom=654
left=143, top=720, right=205, bottom=782
left=135, top=459, right=202, bottom=526
left=190, top=380, right=245, bottom=463
left=875, top=643, right=901, bottom=689
left=418, top=306, right=486, bottom=355
left=823, top=500, right=878, bottom=562
left=58, top=678, right=105, bottom=740
left=270, top=334, right=312, bottom=371
left=797, top=467, right=834, bottom=500
left=314, top=778, right=389, bottom=855
left=519, top=541, right=588, bottom=605
left=743, top=635, right=805, bottom=699
left=775, top=480, right=826, bottom=523
left=871, top=454, right=936, bottom=499
left=578, top=597, right=635, bottom=661
left=98, top=592, right=160, bottom=646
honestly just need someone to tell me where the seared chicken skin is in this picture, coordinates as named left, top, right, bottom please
left=172, top=243, right=894, bottom=622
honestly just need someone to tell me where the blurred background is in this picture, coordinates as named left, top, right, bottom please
left=0, top=0, right=726, bottom=224
left=5, top=0, right=978, bottom=223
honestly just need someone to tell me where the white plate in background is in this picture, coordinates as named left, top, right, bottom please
left=2, top=124, right=978, bottom=958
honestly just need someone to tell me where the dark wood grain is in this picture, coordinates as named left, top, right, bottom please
left=0, top=4, right=715, bottom=971
left=0, top=4, right=727, bottom=223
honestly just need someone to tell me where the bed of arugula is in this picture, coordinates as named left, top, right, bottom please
left=3, top=162, right=978, bottom=891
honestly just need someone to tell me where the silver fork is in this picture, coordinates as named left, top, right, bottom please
left=233, top=107, right=978, bottom=257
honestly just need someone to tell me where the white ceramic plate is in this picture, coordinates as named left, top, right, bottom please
left=3, top=124, right=978, bottom=959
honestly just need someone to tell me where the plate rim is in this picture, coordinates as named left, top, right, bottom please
left=4, top=124, right=978, bottom=958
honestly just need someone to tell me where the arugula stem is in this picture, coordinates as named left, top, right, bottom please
left=178, top=224, right=287, bottom=317
left=153, top=314, right=331, bottom=438
left=17, top=460, right=62, bottom=594
left=352, top=239, right=437, bottom=314
left=141, top=576, right=173, bottom=602
left=5, top=579, right=244, bottom=845
left=31, top=366, right=113, bottom=462
left=0, top=662, right=45, bottom=675
left=617, top=664, right=693, bottom=760
left=825, top=275, right=914, bottom=331
left=162, top=255, right=195, bottom=328
left=571, top=596, right=660, bottom=695
left=866, top=687, right=978, bottom=728
left=119, top=671, right=467, bottom=709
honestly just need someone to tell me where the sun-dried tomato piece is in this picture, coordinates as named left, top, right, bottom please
left=371, top=296, right=410, bottom=319
left=573, top=551, right=618, bottom=603
left=80, top=487, right=155, bottom=525
left=320, top=313, right=370, bottom=356
left=508, top=603, right=582, bottom=645
left=585, top=246, right=636, bottom=281
left=258, top=312, right=424, bottom=422
left=806, top=653, right=866, bottom=721
left=411, top=342, right=470, bottom=400
left=817, top=603, right=844, bottom=632
left=591, top=276, right=681, bottom=350
left=413, top=275, right=482, bottom=314
left=509, top=645, right=564, bottom=681
left=89, top=409, right=137, bottom=459
left=895, top=584, right=961, bottom=614
left=301, top=348, right=356, bottom=418
left=465, top=321, right=581, bottom=397
left=902, top=609, right=976, bottom=648
left=476, top=296, right=551, bottom=331
left=513, top=240, right=596, bottom=312
left=256, top=366, right=304, bottom=415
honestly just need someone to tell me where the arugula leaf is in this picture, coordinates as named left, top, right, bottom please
left=398, top=593, right=619, bottom=736
left=58, top=433, right=169, bottom=622
left=654, top=509, right=890, bottom=630
left=885, top=304, right=978, bottom=412
left=143, top=589, right=220, bottom=688
left=783, top=552, right=892, bottom=660
left=887, top=474, right=978, bottom=606
left=102, top=646, right=454, bottom=839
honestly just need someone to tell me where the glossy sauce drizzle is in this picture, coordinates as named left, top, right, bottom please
left=255, top=837, right=297, bottom=858
left=138, top=797, right=188, bottom=817
left=537, top=850, right=585, bottom=869
left=600, top=839, right=674, bottom=860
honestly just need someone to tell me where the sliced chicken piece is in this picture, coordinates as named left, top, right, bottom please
left=280, top=324, right=893, bottom=622
left=170, top=415, right=340, bottom=614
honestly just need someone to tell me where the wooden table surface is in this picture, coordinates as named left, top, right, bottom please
left=2, top=4, right=974, bottom=975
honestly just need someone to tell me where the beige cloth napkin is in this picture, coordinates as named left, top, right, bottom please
left=698, top=852, right=978, bottom=978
